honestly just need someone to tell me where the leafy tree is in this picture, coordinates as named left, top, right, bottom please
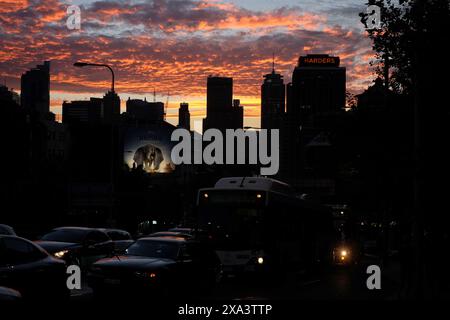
left=360, top=0, right=450, bottom=94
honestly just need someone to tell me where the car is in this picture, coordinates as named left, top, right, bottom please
left=168, top=227, right=210, bottom=241
left=0, top=235, right=68, bottom=300
left=168, top=227, right=194, bottom=235
left=147, top=231, right=193, bottom=240
left=88, top=236, right=222, bottom=298
left=98, top=228, right=134, bottom=253
left=0, top=224, right=16, bottom=236
left=0, top=287, right=22, bottom=302
left=35, top=227, right=114, bottom=268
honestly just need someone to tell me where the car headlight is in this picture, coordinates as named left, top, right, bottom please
left=338, top=249, right=350, bottom=261
left=54, top=250, right=69, bottom=258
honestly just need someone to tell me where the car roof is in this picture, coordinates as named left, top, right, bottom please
left=169, top=227, right=192, bottom=231
left=138, top=236, right=188, bottom=243
left=0, top=224, right=15, bottom=235
left=98, top=228, right=130, bottom=234
left=0, top=224, right=14, bottom=230
left=0, top=234, right=17, bottom=239
left=150, top=231, right=188, bottom=236
left=52, top=226, right=98, bottom=232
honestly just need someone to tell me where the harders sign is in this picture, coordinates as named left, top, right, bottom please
left=299, top=55, right=340, bottom=67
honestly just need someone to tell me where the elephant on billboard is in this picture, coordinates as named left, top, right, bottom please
left=133, top=144, right=164, bottom=171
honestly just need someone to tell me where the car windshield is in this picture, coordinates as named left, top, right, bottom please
left=125, top=240, right=180, bottom=260
left=0, top=225, right=15, bottom=235
left=41, top=229, right=88, bottom=243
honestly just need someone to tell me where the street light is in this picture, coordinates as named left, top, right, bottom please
left=73, top=62, right=115, bottom=93
left=73, top=61, right=116, bottom=227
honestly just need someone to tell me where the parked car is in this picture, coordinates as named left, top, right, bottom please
left=148, top=231, right=193, bottom=240
left=35, top=227, right=114, bottom=268
left=88, top=237, right=222, bottom=298
left=99, top=228, right=134, bottom=253
left=168, top=227, right=209, bottom=241
left=0, top=235, right=68, bottom=300
left=0, top=224, right=16, bottom=236
left=0, top=287, right=22, bottom=302
left=168, top=227, right=194, bottom=235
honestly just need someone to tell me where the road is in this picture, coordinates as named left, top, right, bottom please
left=70, top=255, right=399, bottom=301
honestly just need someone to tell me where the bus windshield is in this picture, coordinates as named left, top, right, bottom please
left=198, top=204, right=264, bottom=250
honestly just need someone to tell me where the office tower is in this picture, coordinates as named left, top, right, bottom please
left=126, top=98, right=164, bottom=124
left=178, top=102, right=190, bottom=130
left=281, top=54, right=346, bottom=186
left=103, top=91, right=121, bottom=123
left=287, top=54, right=345, bottom=123
left=232, top=99, right=244, bottom=129
left=203, top=76, right=242, bottom=132
left=261, top=63, right=285, bottom=129
left=20, top=61, right=50, bottom=116
left=62, top=98, right=103, bottom=124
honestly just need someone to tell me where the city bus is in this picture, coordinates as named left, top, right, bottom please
left=196, top=177, right=338, bottom=275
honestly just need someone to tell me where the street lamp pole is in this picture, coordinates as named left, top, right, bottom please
left=73, top=61, right=117, bottom=227
left=73, top=62, right=115, bottom=92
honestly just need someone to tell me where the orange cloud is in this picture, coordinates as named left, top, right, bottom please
left=1, top=0, right=376, bottom=121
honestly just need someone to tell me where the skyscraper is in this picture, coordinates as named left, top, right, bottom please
left=281, top=54, right=346, bottom=187
left=102, top=91, right=121, bottom=123
left=178, top=102, right=190, bottom=130
left=287, top=54, right=345, bottom=123
left=203, top=76, right=243, bottom=132
left=261, top=62, right=285, bottom=129
left=126, top=98, right=164, bottom=124
left=62, top=98, right=103, bottom=125
left=20, top=61, right=50, bottom=116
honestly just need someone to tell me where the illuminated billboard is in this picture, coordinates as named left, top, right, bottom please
left=124, top=125, right=176, bottom=174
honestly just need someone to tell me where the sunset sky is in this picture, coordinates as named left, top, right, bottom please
left=0, top=0, right=376, bottom=127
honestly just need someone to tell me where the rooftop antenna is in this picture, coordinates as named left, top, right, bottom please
left=153, top=88, right=156, bottom=102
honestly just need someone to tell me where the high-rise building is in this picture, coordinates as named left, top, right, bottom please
left=20, top=61, right=50, bottom=116
left=280, top=54, right=346, bottom=188
left=203, top=76, right=243, bottom=132
left=178, top=102, right=190, bottom=130
left=232, top=99, right=244, bottom=129
left=287, top=54, right=345, bottom=123
left=103, top=91, right=121, bottom=123
left=126, top=98, right=164, bottom=124
left=261, top=64, right=285, bottom=129
left=0, top=85, right=19, bottom=105
left=62, top=98, right=103, bottom=125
